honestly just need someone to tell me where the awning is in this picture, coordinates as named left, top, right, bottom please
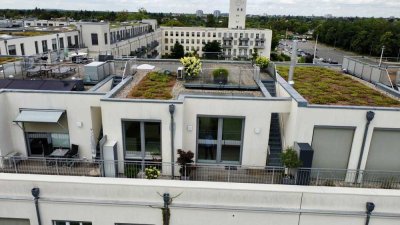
left=14, top=110, right=65, bottom=123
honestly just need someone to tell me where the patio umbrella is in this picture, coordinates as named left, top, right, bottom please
left=90, top=128, right=97, bottom=159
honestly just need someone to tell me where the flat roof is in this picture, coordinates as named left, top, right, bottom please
left=0, top=79, right=84, bottom=91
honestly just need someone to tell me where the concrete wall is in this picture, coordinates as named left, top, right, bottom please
left=0, top=174, right=399, bottom=225
left=0, top=91, right=102, bottom=159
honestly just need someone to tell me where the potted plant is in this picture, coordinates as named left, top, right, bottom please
left=281, top=147, right=302, bottom=185
left=255, top=56, right=270, bottom=72
left=145, top=166, right=161, bottom=179
left=176, top=149, right=194, bottom=180
left=212, top=68, right=229, bottom=84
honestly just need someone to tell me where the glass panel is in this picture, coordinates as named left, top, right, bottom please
left=70, top=222, right=80, bottom=225
left=124, top=121, right=141, bottom=158
left=198, top=117, right=219, bottom=161
left=221, top=118, right=243, bottom=163
left=55, top=222, right=66, bottom=225
left=144, top=122, right=161, bottom=159
left=51, top=133, right=70, bottom=149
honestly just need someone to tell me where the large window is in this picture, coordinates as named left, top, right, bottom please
left=35, top=41, right=39, bottom=54
left=59, top=37, right=64, bottom=49
left=52, top=38, right=57, bottom=50
left=104, top=33, right=108, bottom=45
left=197, top=117, right=244, bottom=164
left=123, top=121, right=161, bottom=160
left=42, top=40, right=48, bottom=53
left=8, top=45, right=16, bottom=55
left=53, top=221, right=92, bottom=225
left=91, top=33, right=98, bottom=46
left=20, top=43, right=25, bottom=55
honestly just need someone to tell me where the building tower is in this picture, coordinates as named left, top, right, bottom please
left=228, top=0, right=247, bottom=29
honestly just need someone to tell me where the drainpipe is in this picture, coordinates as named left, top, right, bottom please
left=355, top=111, right=375, bottom=183
left=169, top=104, right=176, bottom=179
left=365, top=202, right=375, bottom=225
left=31, top=187, right=42, bottom=225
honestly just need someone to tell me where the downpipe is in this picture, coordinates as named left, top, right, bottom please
left=31, top=187, right=42, bottom=225
left=355, top=111, right=375, bottom=183
left=169, top=105, right=175, bottom=179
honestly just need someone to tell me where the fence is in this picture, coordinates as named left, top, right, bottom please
left=0, top=157, right=399, bottom=189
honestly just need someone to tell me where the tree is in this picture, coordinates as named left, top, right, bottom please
left=203, top=41, right=222, bottom=59
left=206, top=14, right=216, bottom=27
left=170, top=42, right=185, bottom=59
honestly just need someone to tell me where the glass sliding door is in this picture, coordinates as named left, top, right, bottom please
left=197, top=117, right=219, bottom=162
left=123, top=121, right=161, bottom=161
left=221, top=118, right=243, bottom=163
left=197, top=117, right=244, bottom=164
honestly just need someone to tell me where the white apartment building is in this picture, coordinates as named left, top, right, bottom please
left=196, top=10, right=204, bottom=17
left=229, top=0, right=247, bottom=29
left=161, top=26, right=272, bottom=59
left=214, top=10, right=221, bottom=18
left=23, top=19, right=74, bottom=27
left=0, top=30, right=80, bottom=56
left=77, top=21, right=161, bottom=57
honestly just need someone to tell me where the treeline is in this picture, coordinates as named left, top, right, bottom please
left=1, top=8, right=399, bottom=56
left=315, top=18, right=400, bottom=57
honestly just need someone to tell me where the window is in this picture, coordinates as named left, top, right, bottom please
left=165, top=31, right=168, bottom=36
left=52, top=38, right=57, bottom=50
left=42, top=40, right=48, bottom=53
left=8, top=45, right=16, bottom=55
left=59, top=37, right=64, bottom=49
left=197, top=117, right=244, bottom=164
left=104, top=33, right=108, bottom=45
left=123, top=121, right=161, bottom=160
left=165, top=38, right=168, bottom=44
left=176, top=32, right=179, bottom=36
left=91, top=33, right=98, bottom=46
left=197, top=32, right=200, bottom=37
left=74, top=35, right=79, bottom=47
left=53, top=221, right=92, bottom=225
left=165, top=46, right=168, bottom=50
left=67, top=36, right=72, bottom=47
left=192, top=32, right=195, bottom=37
left=20, top=43, right=25, bottom=55
left=170, top=31, right=173, bottom=36
left=35, top=41, right=39, bottom=54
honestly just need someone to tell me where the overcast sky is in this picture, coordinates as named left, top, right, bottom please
left=1, top=0, right=399, bottom=17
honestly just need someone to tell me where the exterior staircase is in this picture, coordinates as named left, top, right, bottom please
left=112, top=76, right=123, bottom=88
left=262, top=80, right=283, bottom=167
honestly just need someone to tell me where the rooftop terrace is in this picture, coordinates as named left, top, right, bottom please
left=277, top=66, right=400, bottom=107
left=115, top=60, right=268, bottom=99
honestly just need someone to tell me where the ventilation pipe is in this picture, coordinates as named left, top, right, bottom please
left=288, top=40, right=298, bottom=86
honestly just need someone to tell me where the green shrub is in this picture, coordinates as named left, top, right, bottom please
left=212, top=68, right=229, bottom=79
left=255, top=56, right=270, bottom=69
left=281, top=147, right=302, bottom=169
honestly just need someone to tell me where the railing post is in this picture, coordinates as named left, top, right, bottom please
left=271, top=167, right=275, bottom=184
left=12, top=157, right=18, bottom=174
left=316, top=170, right=320, bottom=186
left=184, top=164, right=187, bottom=179
left=55, top=160, right=59, bottom=175
left=227, top=166, right=231, bottom=183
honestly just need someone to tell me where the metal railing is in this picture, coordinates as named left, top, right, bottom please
left=1, top=156, right=399, bottom=189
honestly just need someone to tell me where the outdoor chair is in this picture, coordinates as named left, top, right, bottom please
left=64, top=144, right=79, bottom=167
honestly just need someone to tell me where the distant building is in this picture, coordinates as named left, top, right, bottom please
left=324, top=14, right=333, bottom=19
left=229, top=0, right=247, bottom=29
left=196, top=10, right=204, bottom=17
left=214, top=10, right=221, bottom=18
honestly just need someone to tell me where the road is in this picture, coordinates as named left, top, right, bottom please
left=279, top=40, right=358, bottom=64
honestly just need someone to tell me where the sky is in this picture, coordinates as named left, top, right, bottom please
left=1, top=0, right=399, bottom=17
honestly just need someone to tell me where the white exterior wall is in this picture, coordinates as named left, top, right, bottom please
left=24, top=20, right=72, bottom=27
left=0, top=174, right=400, bottom=225
left=160, top=27, right=272, bottom=59
left=0, top=31, right=79, bottom=56
left=229, top=0, right=247, bottom=29
left=100, top=96, right=291, bottom=167
left=79, top=22, right=160, bottom=57
left=0, top=91, right=102, bottom=159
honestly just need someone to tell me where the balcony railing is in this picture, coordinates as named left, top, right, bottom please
left=1, top=157, right=399, bottom=189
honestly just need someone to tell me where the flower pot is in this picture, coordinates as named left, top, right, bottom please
left=213, top=76, right=228, bottom=85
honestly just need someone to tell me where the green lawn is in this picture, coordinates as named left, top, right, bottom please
left=0, top=31, right=55, bottom=37
left=277, top=66, right=400, bottom=107
left=128, top=72, right=175, bottom=100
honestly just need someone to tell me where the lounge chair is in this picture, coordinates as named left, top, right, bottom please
left=64, top=144, right=79, bottom=167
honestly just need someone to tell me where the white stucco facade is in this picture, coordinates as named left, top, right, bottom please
left=229, top=0, right=247, bottom=29
left=160, top=27, right=272, bottom=60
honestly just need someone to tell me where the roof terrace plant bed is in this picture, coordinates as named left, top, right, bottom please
left=0, top=57, right=20, bottom=65
left=277, top=66, right=400, bottom=107
left=0, top=31, right=55, bottom=37
left=127, top=71, right=176, bottom=100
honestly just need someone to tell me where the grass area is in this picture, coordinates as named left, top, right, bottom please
left=0, top=31, right=55, bottom=37
left=277, top=66, right=400, bottom=107
left=0, top=57, right=19, bottom=65
left=128, top=72, right=176, bottom=100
